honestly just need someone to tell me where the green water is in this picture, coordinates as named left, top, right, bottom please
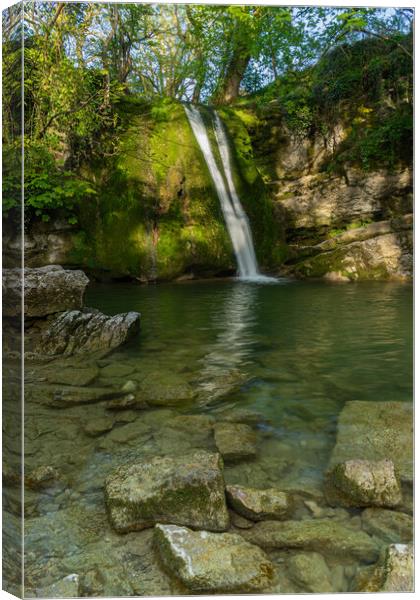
left=16, top=278, right=412, bottom=595
left=86, top=278, right=412, bottom=409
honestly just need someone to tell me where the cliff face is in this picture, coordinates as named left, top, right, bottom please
left=11, top=99, right=282, bottom=281
left=242, top=108, right=412, bottom=281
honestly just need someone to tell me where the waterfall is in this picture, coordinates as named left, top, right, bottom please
left=184, top=104, right=275, bottom=282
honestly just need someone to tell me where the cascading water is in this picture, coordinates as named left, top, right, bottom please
left=184, top=104, right=276, bottom=282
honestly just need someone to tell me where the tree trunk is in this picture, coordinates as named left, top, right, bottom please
left=214, top=43, right=251, bottom=105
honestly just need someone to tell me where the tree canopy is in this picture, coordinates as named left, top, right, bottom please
left=2, top=2, right=413, bottom=222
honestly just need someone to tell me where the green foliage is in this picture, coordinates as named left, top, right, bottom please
left=3, top=141, right=97, bottom=223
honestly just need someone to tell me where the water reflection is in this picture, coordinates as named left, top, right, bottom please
left=196, top=283, right=258, bottom=404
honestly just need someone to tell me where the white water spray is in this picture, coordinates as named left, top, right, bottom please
left=184, top=104, right=276, bottom=282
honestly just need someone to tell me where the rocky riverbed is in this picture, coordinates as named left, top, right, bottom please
left=2, top=267, right=413, bottom=596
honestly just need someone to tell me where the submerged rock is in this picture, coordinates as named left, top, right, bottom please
left=36, top=308, right=140, bottom=356
left=83, top=416, right=114, bottom=437
left=241, top=518, right=379, bottom=563
left=36, top=574, right=80, bottom=598
left=287, top=552, right=334, bottom=593
left=214, top=422, right=257, bottom=462
left=329, top=401, right=413, bottom=484
left=136, top=372, right=196, bottom=406
left=105, top=451, right=229, bottom=533
left=3, top=265, right=89, bottom=318
left=361, top=508, right=413, bottom=544
left=25, top=465, right=60, bottom=490
left=226, top=485, right=292, bottom=521
left=154, top=524, right=274, bottom=592
left=325, top=459, right=402, bottom=508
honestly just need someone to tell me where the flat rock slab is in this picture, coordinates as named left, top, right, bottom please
left=154, top=524, right=274, bottom=592
left=41, top=365, right=99, bottom=387
left=241, top=519, right=380, bottom=563
left=36, top=309, right=140, bottom=356
left=226, top=485, right=292, bottom=521
left=325, top=459, right=402, bottom=508
left=3, top=265, right=89, bottom=317
left=105, top=451, right=229, bottom=533
left=214, top=422, right=257, bottom=462
left=361, top=508, right=413, bottom=544
left=329, top=401, right=413, bottom=483
left=26, top=384, right=127, bottom=407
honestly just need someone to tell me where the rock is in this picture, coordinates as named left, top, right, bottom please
left=136, top=372, right=196, bottom=406
left=42, top=365, right=99, bottom=386
left=36, top=574, right=80, bottom=597
left=356, top=543, right=414, bottom=592
left=100, top=363, right=136, bottom=378
left=25, top=466, right=60, bottom=489
left=83, top=417, right=114, bottom=437
left=36, top=308, right=140, bottom=356
left=328, top=401, right=413, bottom=484
left=3, top=265, right=89, bottom=318
left=105, top=451, right=229, bottom=533
left=226, top=485, right=292, bottom=521
left=323, top=271, right=350, bottom=282
left=381, top=543, right=414, bottom=592
left=241, top=519, right=379, bottom=563
left=154, top=524, right=274, bottom=592
left=106, top=394, right=147, bottom=410
left=216, top=408, right=268, bottom=426
left=325, top=459, right=402, bottom=508
left=230, top=511, right=255, bottom=529
left=287, top=552, right=334, bottom=593
left=214, top=423, right=257, bottom=462
left=26, top=384, right=126, bottom=407
left=361, top=508, right=413, bottom=544
left=121, top=380, right=138, bottom=393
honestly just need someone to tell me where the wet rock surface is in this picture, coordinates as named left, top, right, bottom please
left=36, top=309, right=140, bottom=356
left=214, top=422, right=257, bottom=462
left=3, top=265, right=89, bottom=318
left=241, top=519, right=380, bottom=562
left=329, top=401, right=413, bottom=484
left=105, top=451, right=229, bottom=532
left=154, top=524, right=274, bottom=592
left=325, top=459, right=402, bottom=508
left=226, top=485, right=292, bottom=521
left=361, top=507, right=413, bottom=544
left=287, top=552, right=334, bottom=593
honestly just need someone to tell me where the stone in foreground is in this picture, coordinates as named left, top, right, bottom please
left=287, top=552, right=334, bottom=593
left=36, top=308, right=140, bottom=356
left=3, top=265, right=89, bottom=317
left=105, top=451, right=229, bottom=533
left=214, top=422, right=257, bottom=462
left=329, top=401, right=413, bottom=483
left=361, top=508, right=413, bottom=544
left=325, top=459, right=402, bottom=508
left=241, top=519, right=379, bottom=563
left=356, top=543, right=414, bottom=592
left=154, top=524, right=274, bottom=592
left=226, top=485, right=292, bottom=521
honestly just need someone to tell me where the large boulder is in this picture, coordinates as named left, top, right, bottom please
left=226, top=485, right=292, bottom=521
left=328, top=401, right=413, bottom=484
left=325, top=459, right=402, bottom=508
left=241, top=519, right=380, bottom=563
left=36, top=308, right=140, bottom=356
left=154, top=524, right=274, bottom=592
left=214, top=422, right=257, bottom=462
left=104, top=451, right=229, bottom=533
left=3, top=265, right=89, bottom=317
